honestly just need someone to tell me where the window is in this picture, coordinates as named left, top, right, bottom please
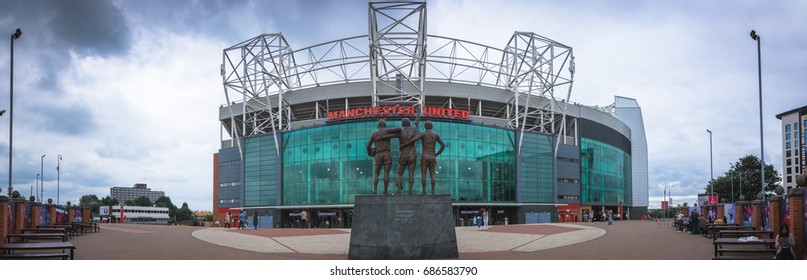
left=787, top=176, right=792, bottom=183
left=787, top=150, right=792, bottom=157
left=787, top=142, right=791, bottom=149
left=786, top=133, right=791, bottom=141
left=786, top=167, right=791, bottom=175
left=787, top=158, right=792, bottom=166
left=786, top=124, right=791, bottom=132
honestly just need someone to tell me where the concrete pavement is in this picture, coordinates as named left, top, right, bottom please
left=66, top=219, right=716, bottom=260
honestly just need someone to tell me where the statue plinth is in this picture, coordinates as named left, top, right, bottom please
left=348, top=194, right=458, bottom=260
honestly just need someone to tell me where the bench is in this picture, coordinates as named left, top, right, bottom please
left=0, top=241, right=76, bottom=260
left=716, top=230, right=774, bottom=240
left=713, top=254, right=775, bottom=260
left=707, top=225, right=755, bottom=239
left=7, top=233, right=67, bottom=243
left=713, top=238, right=775, bottom=259
left=0, top=253, right=71, bottom=260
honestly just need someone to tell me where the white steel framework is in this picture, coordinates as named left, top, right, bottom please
left=220, top=2, right=575, bottom=158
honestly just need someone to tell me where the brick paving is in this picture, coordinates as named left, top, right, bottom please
left=67, top=219, right=715, bottom=260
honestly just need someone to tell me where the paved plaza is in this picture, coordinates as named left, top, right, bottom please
left=65, top=220, right=716, bottom=260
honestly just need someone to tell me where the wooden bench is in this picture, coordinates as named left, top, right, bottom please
left=713, top=237, right=775, bottom=259
left=716, top=230, right=774, bottom=240
left=0, top=253, right=71, bottom=260
left=707, top=225, right=755, bottom=239
left=0, top=241, right=76, bottom=260
left=7, top=233, right=67, bottom=243
left=713, top=254, right=775, bottom=260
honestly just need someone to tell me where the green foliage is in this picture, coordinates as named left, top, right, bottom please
left=705, top=154, right=781, bottom=202
left=99, top=196, right=119, bottom=207
left=176, top=202, right=194, bottom=223
left=79, top=194, right=101, bottom=214
left=132, top=196, right=152, bottom=206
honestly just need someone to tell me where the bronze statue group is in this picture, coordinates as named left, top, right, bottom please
left=366, top=110, right=445, bottom=195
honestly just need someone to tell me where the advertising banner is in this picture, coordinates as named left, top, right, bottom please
left=743, top=204, right=753, bottom=227
left=761, top=200, right=770, bottom=231
left=55, top=206, right=67, bottom=224
left=39, top=205, right=50, bottom=226
left=6, top=200, right=14, bottom=235
left=706, top=206, right=717, bottom=221
left=781, top=196, right=790, bottom=229
left=708, top=195, right=718, bottom=206
left=23, top=203, right=32, bottom=229
left=661, top=201, right=669, bottom=211
left=723, top=204, right=736, bottom=224
left=74, top=207, right=83, bottom=223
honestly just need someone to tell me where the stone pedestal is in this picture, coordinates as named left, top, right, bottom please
left=348, top=194, right=458, bottom=260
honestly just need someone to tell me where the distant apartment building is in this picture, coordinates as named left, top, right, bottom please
left=776, top=105, right=807, bottom=189
left=110, top=183, right=165, bottom=204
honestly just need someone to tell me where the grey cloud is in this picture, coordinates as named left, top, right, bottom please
left=30, top=102, right=97, bottom=136
left=48, top=0, right=132, bottom=57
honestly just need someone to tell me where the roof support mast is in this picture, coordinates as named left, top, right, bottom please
left=369, top=2, right=427, bottom=108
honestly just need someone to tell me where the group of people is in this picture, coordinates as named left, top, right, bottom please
left=223, top=210, right=259, bottom=229
left=366, top=112, right=445, bottom=195
left=472, top=208, right=489, bottom=230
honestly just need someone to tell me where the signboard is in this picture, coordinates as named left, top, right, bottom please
left=328, top=105, right=470, bottom=121
left=661, top=201, right=669, bottom=211
left=708, top=195, right=718, bottom=206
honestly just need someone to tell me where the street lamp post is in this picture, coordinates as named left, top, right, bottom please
left=36, top=173, right=39, bottom=201
left=707, top=129, right=714, bottom=197
left=750, top=30, right=766, bottom=205
left=40, top=154, right=45, bottom=201
left=57, top=154, right=62, bottom=205
left=8, top=28, right=21, bottom=196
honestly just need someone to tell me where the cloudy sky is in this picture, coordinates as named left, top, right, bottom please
left=0, top=0, right=805, bottom=211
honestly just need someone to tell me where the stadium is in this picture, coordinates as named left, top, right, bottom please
left=213, top=2, right=648, bottom=228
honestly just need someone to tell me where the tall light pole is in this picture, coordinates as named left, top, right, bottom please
left=750, top=30, right=766, bottom=204
left=40, top=154, right=45, bottom=201
left=35, top=173, right=39, bottom=201
left=707, top=129, right=714, bottom=197
left=57, top=154, right=62, bottom=205
left=8, top=28, right=21, bottom=196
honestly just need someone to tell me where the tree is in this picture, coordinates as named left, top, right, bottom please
left=99, top=196, right=119, bottom=208
left=79, top=194, right=101, bottom=214
left=155, top=196, right=179, bottom=223
left=705, top=154, right=781, bottom=202
left=132, top=196, right=152, bottom=207
left=175, top=202, right=194, bottom=223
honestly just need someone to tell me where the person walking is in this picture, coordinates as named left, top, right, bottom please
left=301, top=210, right=309, bottom=228
left=224, top=211, right=231, bottom=228
left=252, top=211, right=258, bottom=229
left=481, top=208, right=489, bottom=230
left=607, top=212, right=613, bottom=225
left=239, top=210, right=246, bottom=229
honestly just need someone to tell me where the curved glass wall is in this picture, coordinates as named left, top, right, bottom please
left=580, top=138, right=632, bottom=205
left=281, top=120, right=516, bottom=206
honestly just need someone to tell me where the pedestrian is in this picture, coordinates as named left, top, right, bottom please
left=504, top=217, right=509, bottom=225
left=224, top=211, right=231, bottom=228
left=475, top=215, right=480, bottom=229
left=775, top=223, right=796, bottom=260
left=481, top=208, right=489, bottom=230
left=301, top=210, right=309, bottom=228
left=607, top=212, right=613, bottom=225
left=239, top=210, right=246, bottom=229
left=252, top=211, right=258, bottom=229
left=689, top=210, right=699, bottom=235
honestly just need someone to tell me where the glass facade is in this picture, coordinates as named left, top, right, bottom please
left=244, top=135, right=280, bottom=206
left=518, top=132, right=554, bottom=203
left=581, top=138, right=632, bottom=205
left=280, top=120, right=516, bottom=206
